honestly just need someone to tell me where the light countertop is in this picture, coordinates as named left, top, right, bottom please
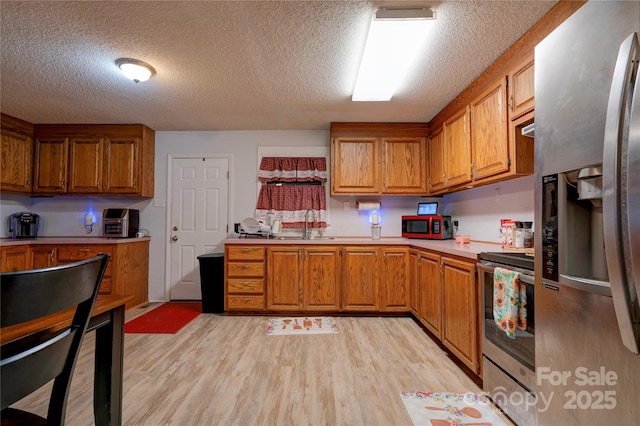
left=223, top=236, right=512, bottom=261
left=0, top=236, right=151, bottom=246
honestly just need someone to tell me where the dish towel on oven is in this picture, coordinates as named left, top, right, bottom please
left=493, top=267, right=527, bottom=339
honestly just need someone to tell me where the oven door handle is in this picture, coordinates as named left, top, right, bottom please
left=477, top=262, right=534, bottom=284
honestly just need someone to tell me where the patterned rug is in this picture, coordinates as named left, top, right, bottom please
left=401, top=392, right=510, bottom=426
left=264, top=316, right=339, bottom=335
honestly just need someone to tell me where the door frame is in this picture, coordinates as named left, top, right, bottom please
left=164, top=154, right=233, bottom=301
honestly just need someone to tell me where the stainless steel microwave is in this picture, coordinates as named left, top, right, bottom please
left=401, top=215, right=453, bottom=240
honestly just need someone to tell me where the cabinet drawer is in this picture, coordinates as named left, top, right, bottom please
left=57, top=246, right=113, bottom=276
left=227, top=246, right=265, bottom=261
left=227, top=295, right=264, bottom=310
left=227, top=262, right=264, bottom=277
left=227, top=278, right=264, bottom=294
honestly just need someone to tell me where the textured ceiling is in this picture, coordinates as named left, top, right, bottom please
left=0, top=0, right=557, bottom=131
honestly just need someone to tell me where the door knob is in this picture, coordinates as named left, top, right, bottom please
left=173, top=226, right=178, bottom=231
left=172, top=235, right=178, bottom=242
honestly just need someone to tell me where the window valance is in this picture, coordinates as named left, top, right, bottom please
left=258, top=157, right=327, bottom=183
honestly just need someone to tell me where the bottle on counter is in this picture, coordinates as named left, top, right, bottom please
left=515, top=222, right=525, bottom=248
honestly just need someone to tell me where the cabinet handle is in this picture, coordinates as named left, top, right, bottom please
left=509, top=95, right=514, bottom=112
left=242, top=264, right=250, bottom=269
left=26, top=179, right=30, bottom=186
left=241, top=281, right=251, bottom=285
left=240, top=248, right=252, bottom=253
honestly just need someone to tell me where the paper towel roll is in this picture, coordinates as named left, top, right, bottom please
left=356, top=201, right=381, bottom=210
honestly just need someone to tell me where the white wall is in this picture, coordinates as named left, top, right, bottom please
left=0, top=130, right=535, bottom=302
left=441, top=175, right=535, bottom=244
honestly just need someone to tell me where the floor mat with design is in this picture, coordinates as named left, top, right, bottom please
left=401, top=391, right=510, bottom=426
left=265, top=316, right=339, bottom=335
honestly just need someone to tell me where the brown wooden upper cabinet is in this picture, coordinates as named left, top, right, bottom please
left=330, top=123, right=428, bottom=196
left=427, top=128, right=445, bottom=193
left=0, top=114, right=34, bottom=194
left=428, top=53, right=535, bottom=194
left=470, top=78, right=509, bottom=181
left=443, top=106, right=472, bottom=188
left=33, top=124, right=155, bottom=197
left=508, top=54, right=535, bottom=119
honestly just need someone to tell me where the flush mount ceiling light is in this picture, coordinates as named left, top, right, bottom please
left=352, top=8, right=435, bottom=102
left=115, top=58, right=156, bottom=83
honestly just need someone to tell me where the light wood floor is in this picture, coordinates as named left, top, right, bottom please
left=11, top=304, right=485, bottom=425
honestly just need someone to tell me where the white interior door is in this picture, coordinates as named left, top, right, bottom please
left=169, top=156, right=229, bottom=300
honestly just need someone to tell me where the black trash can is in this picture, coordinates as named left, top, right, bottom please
left=197, top=253, right=225, bottom=313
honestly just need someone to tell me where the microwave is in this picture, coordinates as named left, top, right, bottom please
left=103, top=208, right=139, bottom=238
left=402, top=215, right=453, bottom=240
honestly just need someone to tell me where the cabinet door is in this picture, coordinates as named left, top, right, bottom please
left=443, top=107, right=472, bottom=188
left=408, top=250, right=419, bottom=316
left=380, top=247, right=409, bottom=312
left=418, top=251, right=442, bottom=339
left=331, top=137, right=379, bottom=194
left=69, top=136, right=103, bottom=193
left=57, top=245, right=114, bottom=295
left=303, top=247, right=341, bottom=311
left=0, top=246, right=31, bottom=272
left=31, top=246, right=57, bottom=269
left=342, top=247, right=379, bottom=311
left=428, top=128, right=445, bottom=193
left=267, top=247, right=302, bottom=311
left=381, top=137, right=427, bottom=194
left=33, top=137, right=68, bottom=193
left=508, top=55, right=535, bottom=119
left=1, top=132, right=33, bottom=193
left=103, top=137, right=140, bottom=194
left=441, top=256, right=478, bottom=373
left=470, top=79, right=509, bottom=180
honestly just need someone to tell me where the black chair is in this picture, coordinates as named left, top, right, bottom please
left=1, top=254, right=110, bottom=426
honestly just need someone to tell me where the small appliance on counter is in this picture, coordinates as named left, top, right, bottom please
left=7, top=212, right=40, bottom=239
left=103, top=208, right=139, bottom=238
left=401, top=202, right=453, bottom=240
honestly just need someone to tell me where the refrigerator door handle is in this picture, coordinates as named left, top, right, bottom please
left=628, top=35, right=640, bottom=311
left=559, top=274, right=612, bottom=297
left=603, top=32, right=639, bottom=354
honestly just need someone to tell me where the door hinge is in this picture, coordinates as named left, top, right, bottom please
left=477, top=361, right=480, bottom=370
left=227, top=170, right=230, bottom=179
left=226, top=224, right=228, bottom=233
left=508, top=157, right=512, bottom=166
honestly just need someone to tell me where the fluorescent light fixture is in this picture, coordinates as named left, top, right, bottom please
left=352, top=8, right=435, bottom=101
left=116, top=58, right=156, bottom=83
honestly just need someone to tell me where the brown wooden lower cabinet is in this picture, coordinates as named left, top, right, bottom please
left=380, top=247, right=409, bottom=312
left=266, top=246, right=341, bottom=312
left=0, top=245, right=31, bottom=272
left=31, top=246, right=57, bottom=269
left=441, top=256, right=478, bottom=373
left=225, top=245, right=266, bottom=311
left=341, top=247, right=379, bottom=312
left=417, top=250, right=442, bottom=339
left=0, top=241, right=149, bottom=310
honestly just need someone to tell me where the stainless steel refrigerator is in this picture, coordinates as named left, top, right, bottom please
left=535, top=1, right=640, bottom=425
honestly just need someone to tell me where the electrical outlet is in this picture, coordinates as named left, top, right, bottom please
left=343, top=201, right=350, bottom=211
left=153, top=199, right=166, bottom=207
left=453, top=220, right=459, bottom=227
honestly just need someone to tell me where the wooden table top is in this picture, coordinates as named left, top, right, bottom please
left=1, top=294, right=133, bottom=345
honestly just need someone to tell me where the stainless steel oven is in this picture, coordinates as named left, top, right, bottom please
left=478, top=252, right=536, bottom=426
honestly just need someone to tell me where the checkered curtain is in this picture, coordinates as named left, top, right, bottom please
left=255, top=157, right=327, bottom=229
left=258, top=157, right=327, bottom=183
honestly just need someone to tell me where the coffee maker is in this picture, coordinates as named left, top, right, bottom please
left=8, top=212, right=40, bottom=239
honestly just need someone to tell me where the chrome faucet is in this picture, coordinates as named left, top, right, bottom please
left=304, top=209, right=314, bottom=239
